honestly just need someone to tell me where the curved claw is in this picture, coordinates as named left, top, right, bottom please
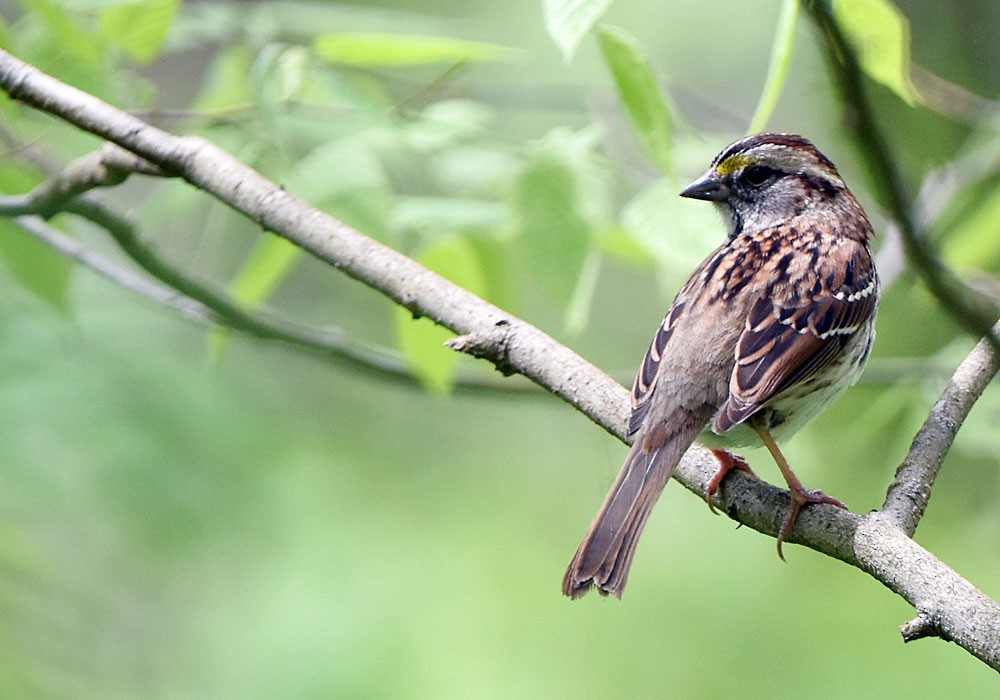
left=775, top=487, right=847, bottom=560
left=750, top=425, right=848, bottom=559
left=706, top=449, right=756, bottom=514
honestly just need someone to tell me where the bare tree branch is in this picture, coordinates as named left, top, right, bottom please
left=13, top=213, right=213, bottom=322
left=2, top=49, right=1000, bottom=670
left=854, top=512, right=1000, bottom=659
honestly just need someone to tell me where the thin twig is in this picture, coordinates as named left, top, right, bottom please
left=5, top=193, right=538, bottom=395
left=13, top=214, right=214, bottom=322
left=0, top=132, right=542, bottom=394
left=0, top=143, right=167, bottom=217
left=0, top=142, right=538, bottom=394
left=882, top=320, right=1000, bottom=534
left=910, top=62, right=1000, bottom=124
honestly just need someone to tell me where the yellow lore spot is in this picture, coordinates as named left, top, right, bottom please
left=715, top=154, right=752, bottom=177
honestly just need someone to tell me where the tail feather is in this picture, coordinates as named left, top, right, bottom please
left=563, top=418, right=705, bottom=599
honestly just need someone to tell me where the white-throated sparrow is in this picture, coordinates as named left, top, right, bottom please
left=564, top=133, right=879, bottom=599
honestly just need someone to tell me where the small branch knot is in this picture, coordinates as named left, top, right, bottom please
left=445, top=318, right=515, bottom=375
left=900, top=612, right=941, bottom=642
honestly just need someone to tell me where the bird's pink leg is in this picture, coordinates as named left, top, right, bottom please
left=706, top=449, right=756, bottom=515
left=753, top=426, right=846, bottom=560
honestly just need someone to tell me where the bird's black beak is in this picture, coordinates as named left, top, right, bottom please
left=680, top=172, right=728, bottom=202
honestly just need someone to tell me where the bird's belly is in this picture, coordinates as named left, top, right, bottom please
left=700, top=322, right=875, bottom=449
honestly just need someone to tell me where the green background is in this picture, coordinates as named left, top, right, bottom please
left=1, top=0, right=999, bottom=697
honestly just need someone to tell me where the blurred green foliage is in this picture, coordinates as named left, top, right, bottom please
left=1, top=0, right=1000, bottom=697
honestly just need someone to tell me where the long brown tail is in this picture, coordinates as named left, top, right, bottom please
left=562, top=419, right=703, bottom=599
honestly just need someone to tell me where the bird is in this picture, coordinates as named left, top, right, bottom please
left=563, top=133, right=879, bottom=599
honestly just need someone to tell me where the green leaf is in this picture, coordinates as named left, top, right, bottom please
left=250, top=43, right=311, bottom=120
left=430, top=145, right=519, bottom=198
left=313, top=33, right=518, bottom=67
left=564, top=249, right=601, bottom=335
left=597, top=226, right=656, bottom=266
left=228, top=236, right=302, bottom=309
left=597, top=25, right=674, bottom=175
left=0, top=218, right=72, bottom=312
left=512, top=149, right=592, bottom=309
left=466, top=235, right=517, bottom=315
left=0, top=163, right=70, bottom=311
left=283, top=138, right=392, bottom=241
left=833, top=0, right=920, bottom=105
left=621, top=178, right=721, bottom=287
left=942, top=179, right=1000, bottom=273
left=747, top=0, right=800, bottom=133
left=390, top=197, right=508, bottom=241
left=99, top=0, right=180, bottom=64
left=18, top=0, right=105, bottom=65
left=395, top=237, right=487, bottom=394
left=543, top=0, right=613, bottom=62
left=192, top=45, right=255, bottom=111
left=404, top=100, right=495, bottom=152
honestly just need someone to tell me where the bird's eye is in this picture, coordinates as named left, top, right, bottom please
left=744, top=165, right=775, bottom=187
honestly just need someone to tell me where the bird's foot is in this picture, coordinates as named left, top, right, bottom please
left=776, top=486, right=846, bottom=560
left=706, top=449, right=756, bottom=515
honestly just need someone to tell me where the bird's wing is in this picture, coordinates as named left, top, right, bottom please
left=627, top=299, right=687, bottom=438
left=714, top=239, right=877, bottom=433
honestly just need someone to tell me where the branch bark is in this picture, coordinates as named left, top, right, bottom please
left=2, top=49, right=1000, bottom=670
